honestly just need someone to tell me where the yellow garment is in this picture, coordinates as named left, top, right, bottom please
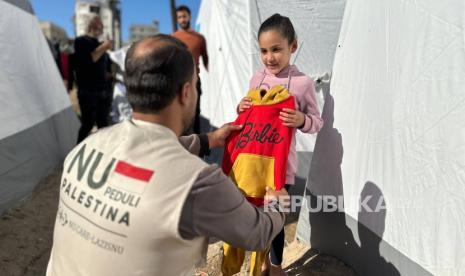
left=222, top=86, right=292, bottom=275
left=230, top=153, right=275, bottom=198
left=222, top=243, right=267, bottom=276
left=247, top=85, right=290, bottom=105
left=228, top=85, right=293, bottom=200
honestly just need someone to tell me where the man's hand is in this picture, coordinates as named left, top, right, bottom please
left=237, top=97, right=252, bottom=113
left=265, top=187, right=290, bottom=213
left=92, top=40, right=114, bottom=62
left=207, top=123, right=243, bottom=149
left=102, top=40, right=114, bottom=51
left=279, top=108, right=305, bottom=128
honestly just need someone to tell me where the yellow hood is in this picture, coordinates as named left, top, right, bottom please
left=247, top=85, right=291, bottom=106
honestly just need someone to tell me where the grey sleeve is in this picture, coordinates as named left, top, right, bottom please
left=178, top=134, right=210, bottom=157
left=178, top=165, right=285, bottom=251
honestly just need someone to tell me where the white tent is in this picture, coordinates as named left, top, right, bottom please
left=297, top=0, right=465, bottom=275
left=199, top=0, right=465, bottom=275
left=0, top=0, right=80, bottom=214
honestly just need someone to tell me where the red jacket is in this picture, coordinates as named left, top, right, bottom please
left=222, top=85, right=296, bottom=206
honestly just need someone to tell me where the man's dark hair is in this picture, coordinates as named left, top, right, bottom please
left=258, top=13, right=297, bottom=44
left=176, top=5, right=191, bottom=15
left=124, top=34, right=194, bottom=113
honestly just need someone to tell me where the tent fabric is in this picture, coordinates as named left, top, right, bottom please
left=297, top=0, right=465, bottom=275
left=0, top=0, right=73, bottom=140
left=197, top=0, right=254, bottom=133
left=0, top=0, right=80, bottom=215
left=199, top=0, right=465, bottom=274
left=197, top=0, right=345, bottom=153
left=0, top=108, right=78, bottom=214
left=2, top=0, right=33, bottom=14
left=250, top=0, right=345, bottom=78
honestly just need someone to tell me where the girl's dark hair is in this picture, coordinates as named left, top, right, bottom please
left=258, top=14, right=296, bottom=44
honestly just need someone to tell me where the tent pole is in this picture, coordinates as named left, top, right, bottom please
left=170, top=0, right=177, bottom=32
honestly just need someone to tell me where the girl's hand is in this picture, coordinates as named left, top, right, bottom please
left=280, top=108, right=305, bottom=128
left=237, top=97, right=252, bottom=113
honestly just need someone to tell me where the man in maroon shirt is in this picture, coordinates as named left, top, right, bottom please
left=172, top=5, right=209, bottom=134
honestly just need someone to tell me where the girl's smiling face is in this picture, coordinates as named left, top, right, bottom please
left=259, top=30, right=297, bottom=75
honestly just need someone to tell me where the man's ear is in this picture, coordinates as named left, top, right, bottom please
left=178, top=82, right=191, bottom=106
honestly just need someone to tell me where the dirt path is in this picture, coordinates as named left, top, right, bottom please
left=0, top=168, right=61, bottom=276
left=195, top=212, right=357, bottom=275
left=0, top=167, right=356, bottom=276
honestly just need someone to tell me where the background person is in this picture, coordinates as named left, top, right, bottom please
left=74, top=15, right=114, bottom=143
left=172, top=5, right=209, bottom=134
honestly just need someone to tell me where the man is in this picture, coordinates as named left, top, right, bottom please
left=172, top=5, right=209, bottom=134
left=74, top=15, right=114, bottom=143
left=46, top=34, right=288, bottom=276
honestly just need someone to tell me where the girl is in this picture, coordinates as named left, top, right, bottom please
left=238, top=13, right=323, bottom=276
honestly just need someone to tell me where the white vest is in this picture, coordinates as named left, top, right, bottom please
left=47, top=120, right=208, bottom=276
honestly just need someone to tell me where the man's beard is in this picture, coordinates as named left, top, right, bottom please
left=180, top=21, right=190, bottom=30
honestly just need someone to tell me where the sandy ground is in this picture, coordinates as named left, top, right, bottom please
left=0, top=166, right=356, bottom=276
left=0, top=168, right=61, bottom=276
left=194, top=204, right=357, bottom=276
left=195, top=225, right=358, bottom=276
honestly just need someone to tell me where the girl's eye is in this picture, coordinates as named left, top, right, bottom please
left=272, top=48, right=281, bottom=53
left=260, top=49, right=267, bottom=54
